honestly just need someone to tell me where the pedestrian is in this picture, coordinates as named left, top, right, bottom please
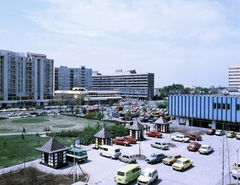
left=148, top=126, right=150, bottom=131
left=22, top=127, right=26, bottom=134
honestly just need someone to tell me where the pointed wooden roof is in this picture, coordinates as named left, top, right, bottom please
left=94, top=128, right=113, bottom=139
left=128, top=121, right=144, bottom=131
left=154, top=116, right=171, bottom=124
left=35, top=137, right=71, bottom=154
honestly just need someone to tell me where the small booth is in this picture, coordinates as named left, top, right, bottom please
left=128, top=121, right=145, bottom=141
left=35, top=137, right=71, bottom=169
left=94, top=127, right=113, bottom=149
left=154, top=116, right=171, bottom=133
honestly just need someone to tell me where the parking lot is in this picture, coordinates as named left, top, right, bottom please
left=77, top=127, right=240, bottom=185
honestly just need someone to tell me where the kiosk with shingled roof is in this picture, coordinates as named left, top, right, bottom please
left=94, top=127, right=113, bottom=149
left=128, top=121, right=145, bottom=141
left=35, top=137, right=71, bottom=169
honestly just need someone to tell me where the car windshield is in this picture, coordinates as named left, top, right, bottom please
left=189, top=144, right=195, bottom=147
left=150, top=153, right=156, bottom=157
left=141, top=171, right=152, bottom=177
left=167, top=155, right=174, bottom=159
left=175, top=160, right=183, bottom=164
left=201, top=146, right=207, bottom=149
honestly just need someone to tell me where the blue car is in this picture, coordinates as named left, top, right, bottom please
left=145, top=153, right=167, bottom=164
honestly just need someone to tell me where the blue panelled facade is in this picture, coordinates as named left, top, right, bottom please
left=168, top=95, right=240, bottom=131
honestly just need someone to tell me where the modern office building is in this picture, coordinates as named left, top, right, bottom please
left=55, top=66, right=92, bottom=91
left=168, top=95, right=240, bottom=131
left=228, top=64, right=240, bottom=94
left=92, top=69, right=154, bottom=100
left=0, top=49, right=54, bottom=108
left=54, top=87, right=122, bottom=106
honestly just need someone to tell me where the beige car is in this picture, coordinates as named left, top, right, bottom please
left=172, top=157, right=193, bottom=172
left=236, top=133, right=240, bottom=140
left=163, top=154, right=183, bottom=165
left=226, top=131, right=236, bottom=138
left=171, top=135, right=190, bottom=142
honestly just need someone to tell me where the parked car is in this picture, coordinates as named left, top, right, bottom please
left=226, top=131, right=236, bottom=138
left=151, top=142, right=169, bottom=150
left=140, top=116, right=151, bottom=122
left=215, top=130, right=225, bottom=136
left=146, top=131, right=162, bottom=138
left=172, top=157, right=193, bottom=172
left=122, top=136, right=137, bottom=144
left=231, top=169, right=240, bottom=180
left=171, top=135, right=190, bottom=142
left=206, top=128, right=216, bottom=135
left=198, top=144, right=214, bottom=154
left=119, top=154, right=136, bottom=163
left=137, top=167, right=158, bottom=185
left=114, top=164, right=141, bottom=184
left=187, top=142, right=201, bottom=151
left=163, top=153, right=183, bottom=165
left=186, top=134, right=202, bottom=141
left=145, top=152, right=167, bottom=164
left=236, top=133, right=240, bottom=140
left=112, top=138, right=131, bottom=146
left=233, top=162, right=240, bottom=170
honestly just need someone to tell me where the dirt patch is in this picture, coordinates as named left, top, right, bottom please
left=0, top=166, right=88, bottom=185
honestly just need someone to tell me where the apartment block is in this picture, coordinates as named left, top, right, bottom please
left=228, top=64, right=240, bottom=94
left=92, top=69, right=154, bottom=100
left=0, top=49, right=54, bottom=108
left=54, top=66, right=92, bottom=91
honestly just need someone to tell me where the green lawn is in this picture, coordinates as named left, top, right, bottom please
left=0, top=115, right=112, bottom=168
left=0, top=134, right=75, bottom=169
left=0, top=115, right=100, bottom=133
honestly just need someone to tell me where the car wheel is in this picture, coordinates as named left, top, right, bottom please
left=181, top=168, right=184, bottom=172
left=124, top=144, right=126, bottom=146
left=182, top=140, right=185, bottom=143
left=110, top=156, right=113, bottom=159
left=100, top=153, right=102, bottom=156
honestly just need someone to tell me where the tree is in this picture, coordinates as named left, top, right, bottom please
left=108, top=100, right=113, bottom=106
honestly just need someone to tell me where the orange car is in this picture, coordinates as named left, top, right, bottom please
left=146, top=130, right=162, bottom=138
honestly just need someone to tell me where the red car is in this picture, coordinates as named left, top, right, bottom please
left=112, top=138, right=131, bottom=146
left=206, top=128, right=216, bottom=135
left=146, top=130, right=162, bottom=138
left=123, top=135, right=137, bottom=144
left=186, top=134, right=202, bottom=141
left=187, top=142, right=201, bottom=151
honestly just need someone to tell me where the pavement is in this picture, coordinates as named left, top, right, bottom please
left=1, top=123, right=240, bottom=185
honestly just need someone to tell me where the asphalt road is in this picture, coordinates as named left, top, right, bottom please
left=1, top=123, right=239, bottom=185
left=77, top=131, right=239, bottom=185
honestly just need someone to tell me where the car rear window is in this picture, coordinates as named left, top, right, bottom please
left=117, top=171, right=125, bottom=176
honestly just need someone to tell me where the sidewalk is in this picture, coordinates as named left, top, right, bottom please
left=0, top=144, right=94, bottom=185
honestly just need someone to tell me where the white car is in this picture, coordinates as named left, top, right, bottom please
left=151, top=142, right=169, bottom=150
left=198, top=144, right=214, bottom=154
left=231, top=169, right=240, bottom=179
left=171, top=135, right=190, bottom=142
left=137, top=167, right=158, bottom=185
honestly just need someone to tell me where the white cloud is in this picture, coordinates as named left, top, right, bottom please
left=27, top=0, right=229, bottom=42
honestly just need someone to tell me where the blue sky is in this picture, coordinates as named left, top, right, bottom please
left=0, top=0, right=239, bottom=88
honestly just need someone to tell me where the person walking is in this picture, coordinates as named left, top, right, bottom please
left=22, top=127, right=26, bottom=134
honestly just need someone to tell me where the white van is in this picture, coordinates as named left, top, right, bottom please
left=137, top=167, right=158, bottom=185
left=98, top=145, right=121, bottom=159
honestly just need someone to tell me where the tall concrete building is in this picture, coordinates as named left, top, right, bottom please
left=54, top=66, right=92, bottom=91
left=92, top=69, right=154, bottom=100
left=228, top=64, right=240, bottom=94
left=0, top=49, right=54, bottom=108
